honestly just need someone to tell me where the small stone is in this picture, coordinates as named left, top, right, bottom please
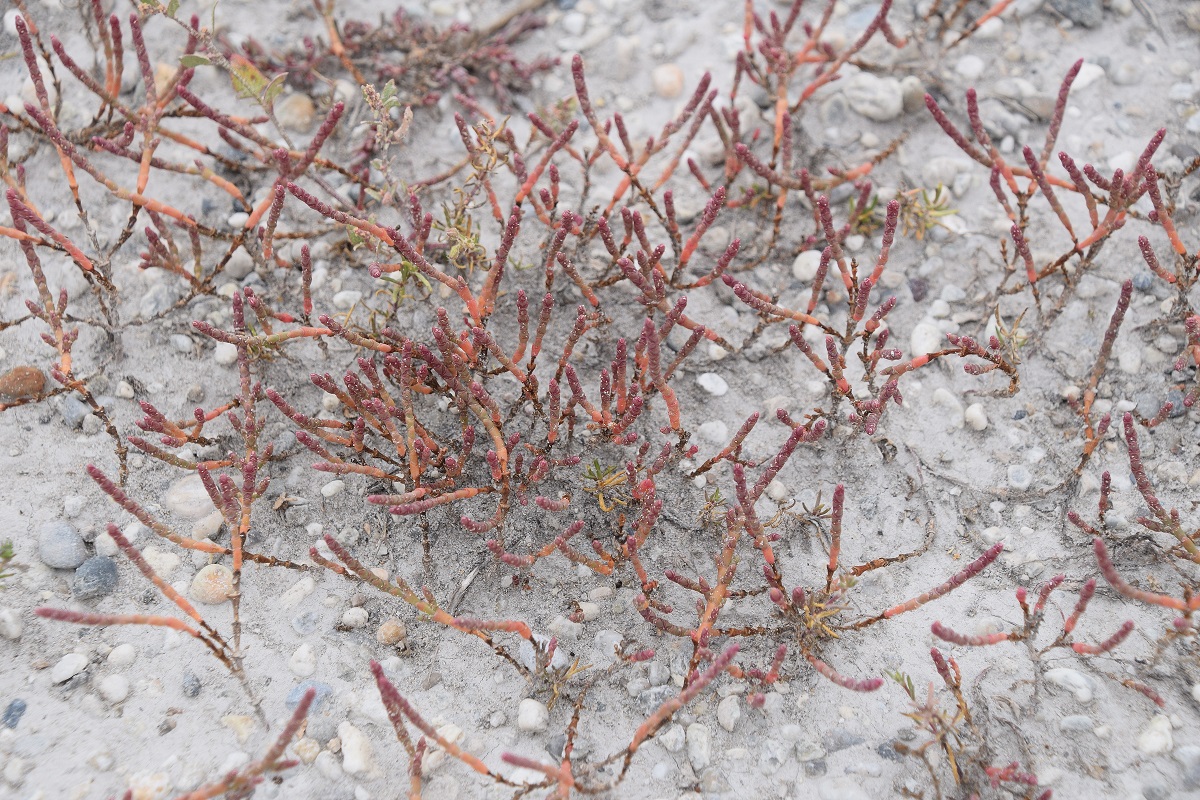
left=1046, top=668, right=1094, bottom=704
left=289, top=643, right=317, bottom=677
left=1138, top=715, right=1173, bottom=754
left=333, top=290, right=362, bottom=310
left=127, top=771, right=171, bottom=800
left=294, top=738, right=321, bottom=764
left=339, top=722, right=377, bottom=775
left=0, top=608, right=23, bottom=640
left=697, top=373, right=728, bottom=396
left=38, top=520, right=88, bottom=568
left=697, top=420, right=729, bottom=445
left=213, top=342, right=238, bottom=366
left=321, top=479, right=345, bottom=498
left=228, top=212, right=250, bottom=228
left=910, top=323, right=944, bottom=357
left=518, top=698, right=550, bottom=731
left=932, top=388, right=965, bottom=429
left=142, top=546, right=180, bottom=579
left=659, top=724, right=685, bottom=752
left=766, top=480, right=789, bottom=502
left=964, top=403, right=988, bottom=431
left=170, top=334, right=193, bottom=353
left=99, top=674, right=130, bottom=704
left=182, top=671, right=202, bottom=698
left=843, top=73, right=903, bottom=122
left=954, top=55, right=985, bottom=81
left=576, top=602, right=600, bottom=621
left=165, top=474, right=218, bottom=519
left=652, top=64, right=684, bottom=98
left=1007, top=464, right=1033, bottom=491
left=717, top=696, right=741, bottom=732
left=108, top=644, right=137, bottom=668
left=280, top=576, right=316, bottom=609
left=561, top=11, right=586, bottom=35
left=191, top=564, right=234, bottom=604
left=687, top=723, right=711, bottom=771
left=792, top=250, right=823, bottom=281
left=63, top=494, right=86, bottom=518
left=341, top=607, right=368, bottom=628
left=287, top=680, right=333, bottom=710
left=73, top=556, right=119, bottom=600
left=1050, top=0, right=1102, bottom=27
left=275, top=94, right=316, bottom=132
left=52, top=652, right=89, bottom=683
left=0, top=366, right=45, bottom=401
left=3, top=698, right=27, bottom=728
left=376, top=618, right=407, bottom=645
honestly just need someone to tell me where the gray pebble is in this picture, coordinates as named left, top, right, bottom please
left=637, top=684, right=676, bottom=714
left=73, top=556, right=119, bottom=600
left=286, top=680, right=332, bottom=711
left=139, top=283, right=176, bottom=318
left=170, top=334, right=193, bottom=354
left=292, top=611, right=321, bottom=635
left=306, top=714, right=338, bottom=744
left=823, top=728, right=864, bottom=753
left=1007, top=464, right=1033, bottom=491
left=3, top=699, right=26, bottom=728
left=182, top=671, right=202, bottom=698
left=1050, top=0, right=1102, bottom=26
left=58, top=396, right=90, bottom=429
left=38, top=520, right=88, bottom=568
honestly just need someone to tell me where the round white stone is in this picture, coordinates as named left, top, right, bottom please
left=964, top=403, right=988, bottom=431
left=341, top=607, right=368, bottom=629
left=289, top=643, right=317, bottom=677
left=99, top=674, right=130, bottom=704
left=107, top=643, right=137, bottom=668
left=338, top=722, right=377, bottom=775
left=697, top=373, right=729, bottom=397
left=213, top=342, right=238, bottom=366
left=517, top=698, right=549, bottom=731
left=52, top=653, right=89, bottom=683
left=792, top=250, right=823, bottom=281
left=165, top=474, right=217, bottom=520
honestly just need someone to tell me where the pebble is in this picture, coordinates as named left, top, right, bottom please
left=792, top=250, right=823, bottom=281
left=1059, top=715, right=1092, bottom=732
left=1007, top=464, right=1033, bottom=491
left=213, top=342, right=238, bottom=366
left=652, top=64, right=684, bottom=98
left=38, top=520, right=88, bottom=569
left=280, top=576, right=316, bottom=609
left=63, top=495, right=86, bottom=518
left=339, top=722, right=376, bottom=775
left=548, top=614, right=582, bottom=639
left=518, top=698, right=549, bottom=731
left=576, top=602, right=600, bottom=622
left=1046, top=668, right=1094, bottom=704
left=286, top=680, right=332, bottom=711
left=98, top=674, right=130, bottom=704
left=294, top=738, right=321, bottom=764
left=3, top=699, right=26, bottom=728
left=228, top=212, right=250, bottom=228
left=165, top=474, right=218, bottom=519
left=0, top=608, right=24, bottom=640
left=275, top=93, right=316, bottom=132
left=170, top=334, right=193, bottom=353
left=964, top=403, right=988, bottom=431
left=190, top=564, right=234, bottom=604
left=321, top=479, right=345, bottom=498
left=910, top=323, right=944, bottom=357
left=0, top=366, right=45, bottom=401
left=341, top=607, right=368, bottom=629
left=52, top=653, right=89, bottom=683
left=332, top=290, right=362, bottom=310
left=697, top=420, right=729, bottom=445
left=182, top=671, right=202, bottom=698
left=843, top=73, right=903, bottom=122
left=1049, top=0, right=1102, bottom=27
left=1117, top=345, right=1141, bottom=374
left=687, top=723, right=712, bottom=771
left=561, top=11, right=586, bottom=35
left=127, top=772, right=171, bottom=800
left=954, top=55, right=985, bottom=81
left=142, top=546, right=180, bottom=578
left=1137, top=715, right=1174, bottom=754
left=108, top=644, right=137, bottom=668
left=289, top=643, right=317, bottom=677
left=932, top=388, right=965, bottom=429
left=376, top=619, right=407, bottom=645
left=697, top=373, right=728, bottom=397
left=73, top=556, right=119, bottom=600
left=658, top=724, right=685, bottom=752
left=717, top=696, right=741, bottom=732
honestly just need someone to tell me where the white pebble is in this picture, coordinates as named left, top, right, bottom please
left=651, top=64, right=684, bottom=98
left=577, top=602, right=601, bottom=621
left=107, top=643, right=137, bottom=668
left=1137, top=715, right=1174, bottom=754
left=99, top=674, right=130, bottom=704
left=717, top=696, right=741, bottom=732
left=1007, top=464, right=1033, bottom=492
left=289, top=643, right=317, bottom=677
left=333, top=290, right=362, bottom=310
left=52, top=653, right=89, bottom=683
left=280, top=576, right=316, bottom=609
left=341, top=607, right=368, bottom=629
left=932, top=388, right=965, bottom=429
left=954, top=55, right=985, bottom=81
left=0, top=608, right=24, bottom=640
left=321, top=480, right=345, bottom=498
left=910, top=322, right=944, bottom=357
left=213, top=342, right=238, bottom=366
left=228, top=212, right=250, bottom=228
left=1046, top=668, right=1094, bottom=704
left=191, top=564, right=233, bottom=604
left=697, top=420, right=729, bottom=445
left=659, top=724, right=686, bottom=752
left=339, top=722, right=377, bottom=775
left=165, top=474, right=217, bottom=520
left=697, top=373, right=728, bottom=397
left=792, top=250, right=823, bottom=281
left=766, top=480, right=789, bottom=502
left=687, top=723, right=711, bottom=770
left=964, top=403, right=988, bottom=431
left=518, top=698, right=549, bottom=731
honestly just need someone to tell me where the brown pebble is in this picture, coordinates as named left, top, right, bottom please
left=376, top=619, right=407, bottom=645
left=0, top=366, right=45, bottom=401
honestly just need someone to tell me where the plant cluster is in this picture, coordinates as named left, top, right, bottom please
left=2, top=0, right=1198, bottom=798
